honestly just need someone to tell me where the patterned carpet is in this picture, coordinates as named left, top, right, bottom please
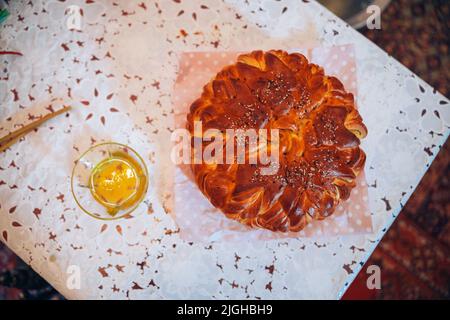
left=343, top=0, right=449, bottom=300
left=0, top=0, right=449, bottom=299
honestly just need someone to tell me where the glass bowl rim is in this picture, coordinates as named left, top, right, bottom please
left=70, top=141, right=149, bottom=221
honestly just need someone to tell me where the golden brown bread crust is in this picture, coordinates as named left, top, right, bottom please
left=186, top=50, right=367, bottom=232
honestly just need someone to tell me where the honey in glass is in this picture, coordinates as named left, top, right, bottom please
left=89, top=151, right=147, bottom=217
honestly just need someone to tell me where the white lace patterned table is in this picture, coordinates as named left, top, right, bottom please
left=0, top=0, right=448, bottom=299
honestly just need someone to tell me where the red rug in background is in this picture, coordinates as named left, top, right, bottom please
left=344, top=133, right=450, bottom=300
left=344, top=0, right=450, bottom=300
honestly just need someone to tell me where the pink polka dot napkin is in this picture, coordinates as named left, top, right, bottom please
left=171, top=45, right=372, bottom=241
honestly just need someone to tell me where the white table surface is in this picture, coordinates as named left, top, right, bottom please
left=0, top=0, right=449, bottom=299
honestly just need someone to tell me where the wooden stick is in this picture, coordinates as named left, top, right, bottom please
left=0, top=106, right=71, bottom=152
left=0, top=51, right=23, bottom=56
left=0, top=133, right=24, bottom=153
left=0, top=105, right=71, bottom=145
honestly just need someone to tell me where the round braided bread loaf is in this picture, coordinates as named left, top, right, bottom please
left=187, top=50, right=367, bottom=232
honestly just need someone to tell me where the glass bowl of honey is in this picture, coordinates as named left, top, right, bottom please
left=71, top=142, right=149, bottom=220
